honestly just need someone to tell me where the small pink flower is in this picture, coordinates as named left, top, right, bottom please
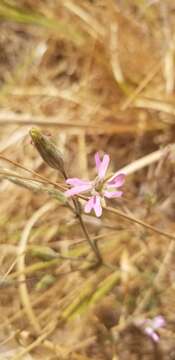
left=136, top=316, right=166, bottom=343
left=65, top=152, right=125, bottom=217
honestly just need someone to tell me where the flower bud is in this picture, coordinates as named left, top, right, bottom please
left=30, top=127, right=66, bottom=178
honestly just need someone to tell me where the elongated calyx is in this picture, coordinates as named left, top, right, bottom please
left=30, top=127, right=66, bottom=178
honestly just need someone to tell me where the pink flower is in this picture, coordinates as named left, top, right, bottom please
left=64, top=152, right=125, bottom=217
left=136, top=316, right=166, bottom=343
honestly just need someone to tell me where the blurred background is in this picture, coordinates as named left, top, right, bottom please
left=0, top=1, right=175, bottom=359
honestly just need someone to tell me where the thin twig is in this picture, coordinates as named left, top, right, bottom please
left=105, top=205, right=175, bottom=241
left=0, top=154, right=66, bottom=191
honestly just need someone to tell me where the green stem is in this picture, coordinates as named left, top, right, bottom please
left=77, top=211, right=102, bottom=264
left=64, top=171, right=102, bottom=264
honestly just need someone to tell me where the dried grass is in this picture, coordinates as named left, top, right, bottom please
left=0, top=1, right=175, bottom=359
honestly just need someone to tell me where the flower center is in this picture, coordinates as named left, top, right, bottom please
left=94, top=177, right=105, bottom=193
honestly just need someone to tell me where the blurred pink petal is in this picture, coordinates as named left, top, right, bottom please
left=107, top=173, right=125, bottom=187
left=66, top=178, right=92, bottom=186
left=136, top=315, right=165, bottom=343
left=98, top=154, right=110, bottom=179
left=94, top=195, right=102, bottom=217
left=84, top=196, right=95, bottom=213
left=95, top=152, right=101, bottom=172
left=65, top=184, right=92, bottom=197
left=104, top=190, right=123, bottom=198
left=84, top=195, right=102, bottom=217
left=151, top=316, right=166, bottom=330
left=145, top=327, right=159, bottom=342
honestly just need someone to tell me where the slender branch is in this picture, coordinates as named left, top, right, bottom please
left=105, top=205, right=175, bottom=241
left=0, top=154, right=66, bottom=191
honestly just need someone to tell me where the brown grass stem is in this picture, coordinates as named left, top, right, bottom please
left=0, top=114, right=164, bottom=134
left=105, top=206, right=175, bottom=241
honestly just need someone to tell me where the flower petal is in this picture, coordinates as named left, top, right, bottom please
left=84, top=196, right=95, bottom=213
left=107, top=173, right=125, bottom=187
left=144, top=327, right=159, bottom=342
left=151, top=316, right=166, bottom=330
left=66, top=178, right=91, bottom=186
left=93, top=195, right=102, bottom=217
left=151, top=332, right=160, bottom=343
left=65, top=184, right=92, bottom=197
left=95, top=152, right=101, bottom=172
left=104, top=190, right=123, bottom=198
left=98, top=154, right=110, bottom=179
left=84, top=195, right=102, bottom=217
